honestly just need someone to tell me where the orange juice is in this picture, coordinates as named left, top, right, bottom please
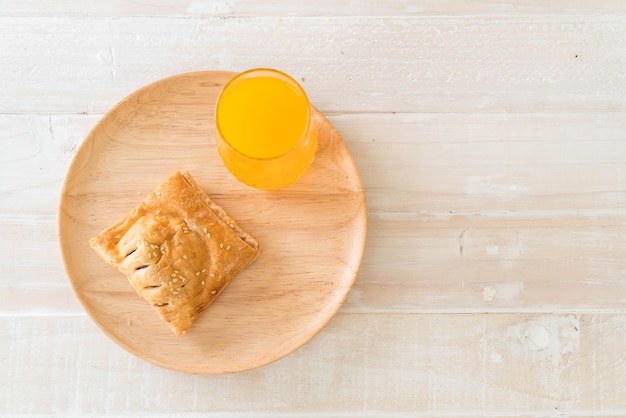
left=215, top=68, right=318, bottom=189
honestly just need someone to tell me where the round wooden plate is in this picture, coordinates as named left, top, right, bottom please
left=58, top=71, right=367, bottom=374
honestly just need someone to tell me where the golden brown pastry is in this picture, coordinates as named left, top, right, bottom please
left=89, top=171, right=259, bottom=336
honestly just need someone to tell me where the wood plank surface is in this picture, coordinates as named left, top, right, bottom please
left=1, top=16, right=626, bottom=114
left=4, top=112, right=626, bottom=214
left=5, top=210, right=626, bottom=316
left=2, top=314, right=626, bottom=416
left=2, top=0, right=626, bottom=17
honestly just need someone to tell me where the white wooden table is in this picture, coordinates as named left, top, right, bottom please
left=3, top=2, right=626, bottom=416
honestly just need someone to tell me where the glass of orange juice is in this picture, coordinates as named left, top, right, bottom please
left=215, top=68, right=318, bottom=190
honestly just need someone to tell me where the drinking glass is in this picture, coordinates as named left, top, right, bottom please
left=215, top=68, right=318, bottom=190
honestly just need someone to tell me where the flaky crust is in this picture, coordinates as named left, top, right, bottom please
left=89, top=171, right=259, bottom=335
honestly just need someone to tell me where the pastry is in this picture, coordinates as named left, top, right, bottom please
left=89, top=171, right=260, bottom=335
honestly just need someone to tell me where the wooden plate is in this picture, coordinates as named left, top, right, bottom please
left=58, top=71, right=367, bottom=374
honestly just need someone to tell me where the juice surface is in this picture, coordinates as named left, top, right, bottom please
left=217, top=76, right=310, bottom=159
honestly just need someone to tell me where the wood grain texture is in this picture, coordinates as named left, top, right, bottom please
left=6, top=210, right=626, bottom=316
left=1, top=16, right=626, bottom=114
left=350, top=211, right=626, bottom=313
left=5, top=112, right=626, bottom=214
left=335, top=112, right=626, bottom=212
left=2, top=0, right=626, bottom=17
left=2, top=314, right=626, bottom=415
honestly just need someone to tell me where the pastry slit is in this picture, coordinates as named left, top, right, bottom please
left=144, top=285, right=161, bottom=289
